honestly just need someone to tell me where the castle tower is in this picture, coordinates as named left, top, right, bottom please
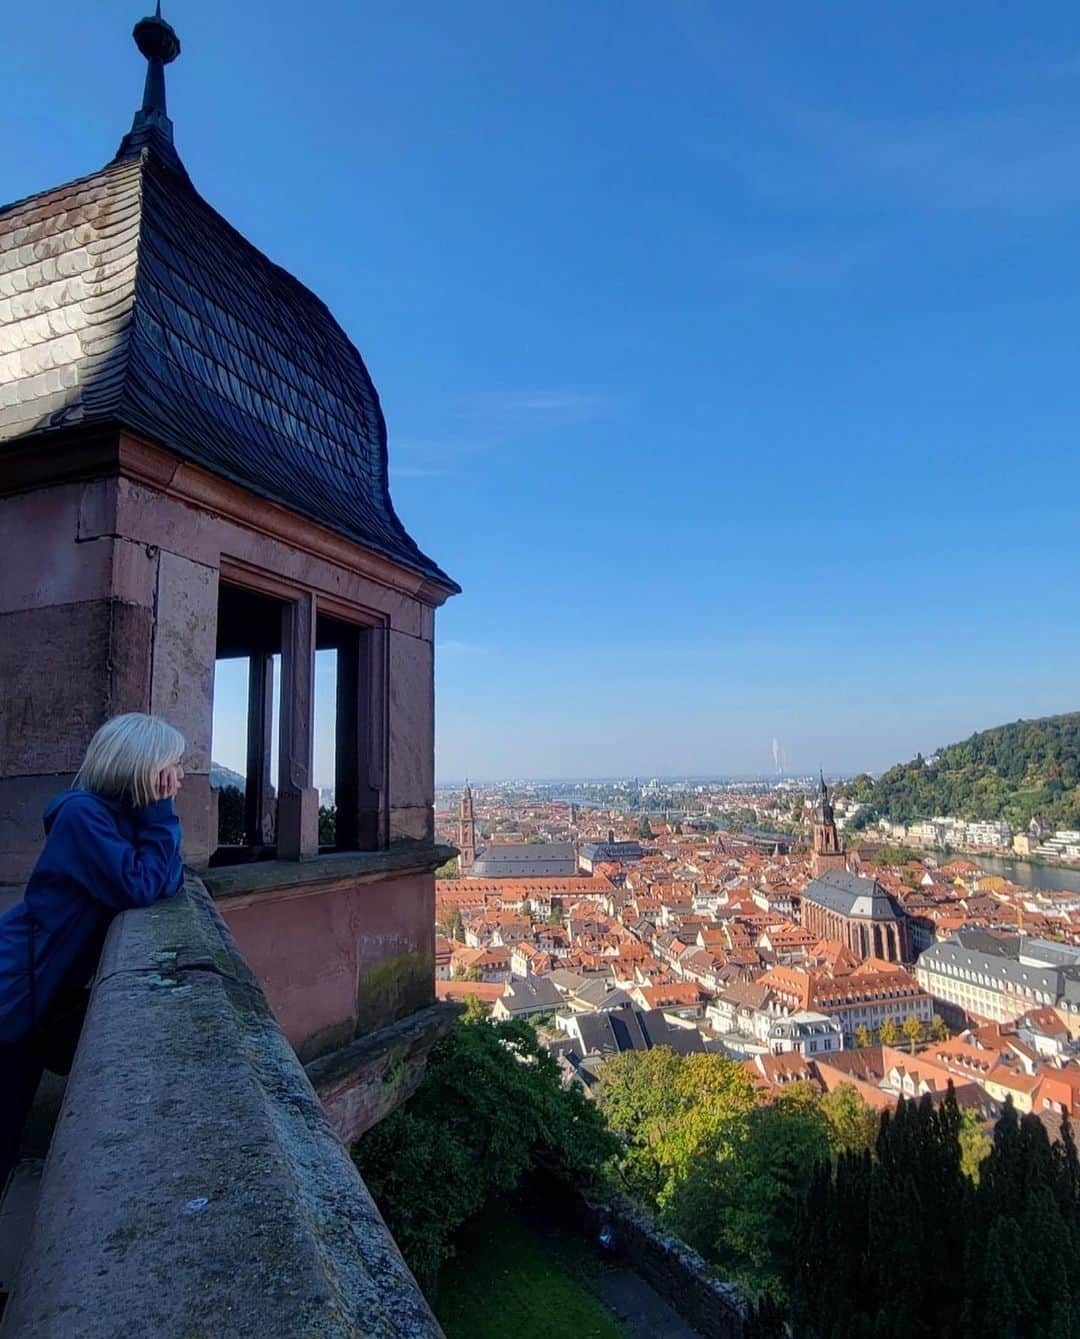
left=811, top=773, right=847, bottom=876
left=0, top=5, right=459, bottom=1061
left=458, top=781, right=477, bottom=873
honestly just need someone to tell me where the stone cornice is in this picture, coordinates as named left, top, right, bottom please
left=202, top=841, right=456, bottom=907
left=0, top=428, right=457, bottom=608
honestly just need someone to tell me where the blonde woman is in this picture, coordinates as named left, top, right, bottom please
left=0, top=713, right=186, bottom=1188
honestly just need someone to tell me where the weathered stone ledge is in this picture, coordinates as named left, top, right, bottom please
left=202, top=841, right=455, bottom=903
left=1, top=874, right=444, bottom=1338
left=307, top=1002, right=458, bottom=1143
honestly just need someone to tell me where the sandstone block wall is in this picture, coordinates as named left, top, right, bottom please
left=0, top=874, right=444, bottom=1338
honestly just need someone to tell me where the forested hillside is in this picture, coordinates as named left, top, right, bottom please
left=845, top=712, right=1080, bottom=830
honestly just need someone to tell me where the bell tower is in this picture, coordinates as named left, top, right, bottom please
left=458, top=781, right=477, bottom=873
left=811, top=773, right=847, bottom=876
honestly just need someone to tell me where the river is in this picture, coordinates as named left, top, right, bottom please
left=968, top=854, right=1080, bottom=894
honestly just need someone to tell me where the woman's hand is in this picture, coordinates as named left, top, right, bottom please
left=157, top=764, right=185, bottom=801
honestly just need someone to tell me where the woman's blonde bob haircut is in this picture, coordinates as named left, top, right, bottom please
left=73, top=713, right=186, bottom=809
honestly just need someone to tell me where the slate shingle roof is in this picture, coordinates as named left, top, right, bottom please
left=499, top=976, right=563, bottom=1013
left=571, top=1004, right=711, bottom=1058
left=469, top=843, right=578, bottom=878
left=803, top=870, right=901, bottom=923
left=920, top=932, right=1080, bottom=1008
left=572, top=979, right=630, bottom=1011
left=0, top=133, right=456, bottom=591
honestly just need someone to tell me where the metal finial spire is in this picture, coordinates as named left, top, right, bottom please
left=115, top=5, right=184, bottom=168
left=133, top=4, right=181, bottom=119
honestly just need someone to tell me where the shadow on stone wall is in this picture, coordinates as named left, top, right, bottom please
left=0, top=874, right=444, bottom=1338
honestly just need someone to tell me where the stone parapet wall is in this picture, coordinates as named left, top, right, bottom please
left=1, top=874, right=443, bottom=1338
left=576, top=1190, right=745, bottom=1339
left=307, top=1000, right=457, bottom=1144
left=204, top=844, right=453, bottom=1061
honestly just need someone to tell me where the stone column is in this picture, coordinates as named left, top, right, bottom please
left=335, top=625, right=386, bottom=851
left=277, top=593, right=319, bottom=860
left=388, top=628, right=433, bottom=843
left=151, top=552, right=217, bottom=867
left=245, top=653, right=275, bottom=847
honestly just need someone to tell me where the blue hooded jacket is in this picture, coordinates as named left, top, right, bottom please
left=0, top=790, right=183, bottom=1044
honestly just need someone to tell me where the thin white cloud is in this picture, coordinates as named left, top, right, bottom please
left=460, top=390, right=615, bottom=431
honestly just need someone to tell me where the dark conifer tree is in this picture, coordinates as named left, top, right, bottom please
left=1058, top=1113, right=1080, bottom=1198
left=981, top=1215, right=1036, bottom=1339
left=785, top=1086, right=1080, bottom=1337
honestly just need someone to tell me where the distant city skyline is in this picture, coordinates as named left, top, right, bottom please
left=210, top=687, right=1074, bottom=792
left=21, top=2, right=1078, bottom=784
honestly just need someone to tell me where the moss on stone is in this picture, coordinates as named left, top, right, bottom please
left=295, top=1015, right=356, bottom=1064
left=382, top=1046, right=409, bottom=1089
left=355, top=951, right=433, bottom=1034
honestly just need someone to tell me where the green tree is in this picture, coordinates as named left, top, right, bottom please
left=852, top=712, right=1080, bottom=831
left=930, top=1014, right=949, bottom=1043
left=820, top=1082, right=880, bottom=1156
left=980, top=1216, right=1038, bottom=1337
left=879, top=1017, right=899, bottom=1047
left=598, top=1048, right=692, bottom=1202
left=318, top=804, right=336, bottom=847
left=435, top=856, right=460, bottom=879
left=598, top=1048, right=756, bottom=1206
left=638, top=815, right=654, bottom=840
left=603, top=1061, right=836, bottom=1303
left=217, top=784, right=245, bottom=845
left=959, top=1108, right=992, bottom=1183
left=684, top=1083, right=832, bottom=1302
left=869, top=845, right=920, bottom=868
left=854, top=1024, right=872, bottom=1049
left=902, top=1014, right=925, bottom=1053
left=354, top=1014, right=617, bottom=1295
left=461, top=993, right=488, bottom=1023
left=792, top=1088, right=971, bottom=1337
left=786, top=1086, right=1080, bottom=1338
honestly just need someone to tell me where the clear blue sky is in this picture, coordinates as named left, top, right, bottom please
left=7, top=2, right=1080, bottom=782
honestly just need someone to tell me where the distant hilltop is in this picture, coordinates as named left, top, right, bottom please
left=844, top=712, right=1080, bottom=831
left=210, top=763, right=246, bottom=791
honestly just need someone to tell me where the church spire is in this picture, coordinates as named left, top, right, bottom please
left=811, top=771, right=845, bottom=875
left=817, top=770, right=834, bottom=826
left=114, top=4, right=184, bottom=169
left=458, top=781, right=477, bottom=874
